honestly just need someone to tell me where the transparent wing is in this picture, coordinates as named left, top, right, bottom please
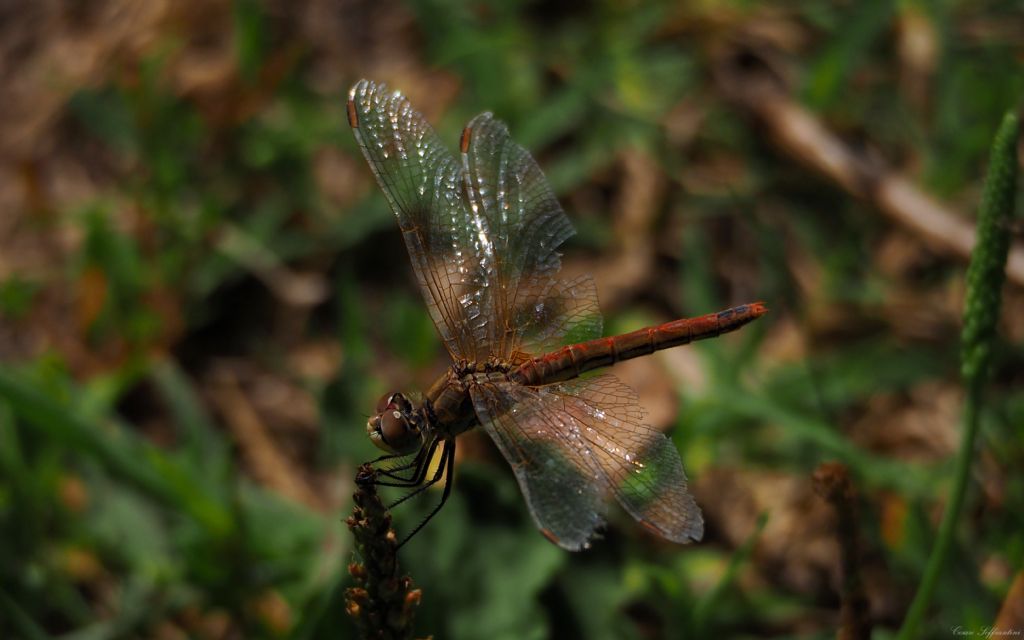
left=349, top=81, right=601, bottom=361
left=469, top=373, right=703, bottom=550
left=558, top=376, right=703, bottom=542
left=509, top=274, right=603, bottom=361
left=461, top=114, right=602, bottom=358
left=348, top=79, right=480, bottom=359
left=469, top=373, right=608, bottom=549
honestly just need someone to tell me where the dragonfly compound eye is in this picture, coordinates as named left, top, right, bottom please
left=380, top=410, right=406, bottom=443
left=377, top=409, right=419, bottom=454
left=375, top=392, right=394, bottom=414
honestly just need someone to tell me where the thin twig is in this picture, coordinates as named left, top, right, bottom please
left=345, top=464, right=423, bottom=640
left=813, top=462, right=871, bottom=640
left=206, top=363, right=324, bottom=510
left=713, top=47, right=1024, bottom=288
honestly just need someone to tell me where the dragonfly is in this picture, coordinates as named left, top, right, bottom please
left=347, top=79, right=766, bottom=550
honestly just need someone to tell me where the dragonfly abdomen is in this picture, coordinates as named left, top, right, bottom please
left=514, top=302, right=767, bottom=386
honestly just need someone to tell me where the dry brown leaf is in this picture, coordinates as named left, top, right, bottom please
left=848, top=382, right=961, bottom=463
left=206, top=362, right=324, bottom=510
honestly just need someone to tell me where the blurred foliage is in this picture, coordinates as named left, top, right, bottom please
left=0, top=0, right=1022, bottom=639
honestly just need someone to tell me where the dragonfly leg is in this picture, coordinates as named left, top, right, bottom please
left=375, top=451, right=425, bottom=482
left=369, top=448, right=421, bottom=477
left=382, top=437, right=441, bottom=480
left=396, top=439, right=456, bottom=549
left=371, top=437, right=439, bottom=487
left=386, top=439, right=450, bottom=510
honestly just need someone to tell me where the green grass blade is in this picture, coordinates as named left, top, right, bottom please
left=0, top=367, right=233, bottom=539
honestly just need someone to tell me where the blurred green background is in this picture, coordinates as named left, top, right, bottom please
left=1, top=0, right=1022, bottom=638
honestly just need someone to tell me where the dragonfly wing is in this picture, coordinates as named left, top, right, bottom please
left=556, top=375, right=704, bottom=543
left=470, top=374, right=703, bottom=549
left=349, top=81, right=602, bottom=361
left=460, top=113, right=603, bottom=358
left=348, top=80, right=483, bottom=360
left=512, top=274, right=602, bottom=360
left=469, top=374, right=608, bottom=550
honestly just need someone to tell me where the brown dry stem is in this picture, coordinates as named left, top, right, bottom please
left=813, top=462, right=871, bottom=640
left=994, top=570, right=1024, bottom=632
left=345, top=464, right=424, bottom=640
left=714, top=46, right=1024, bottom=288
left=207, top=363, right=324, bottom=510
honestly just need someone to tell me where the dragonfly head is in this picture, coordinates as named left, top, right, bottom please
left=367, top=392, right=423, bottom=455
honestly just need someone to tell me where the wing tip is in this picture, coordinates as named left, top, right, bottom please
left=462, top=111, right=506, bottom=151
left=539, top=527, right=599, bottom=551
left=459, top=111, right=498, bottom=152
left=348, top=78, right=370, bottom=100
left=347, top=79, right=374, bottom=129
left=346, top=97, right=359, bottom=129
left=348, top=79, right=406, bottom=128
left=539, top=528, right=561, bottom=545
left=638, top=517, right=704, bottom=544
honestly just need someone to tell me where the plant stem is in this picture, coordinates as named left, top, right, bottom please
left=896, top=111, right=1019, bottom=639
left=895, top=378, right=982, bottom=640
left=345, top=464, right=422, bottom=640
left=813, top=462, right=870, bottom=640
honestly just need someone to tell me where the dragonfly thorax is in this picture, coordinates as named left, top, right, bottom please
left=367, top=392, right=424, bottom=454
